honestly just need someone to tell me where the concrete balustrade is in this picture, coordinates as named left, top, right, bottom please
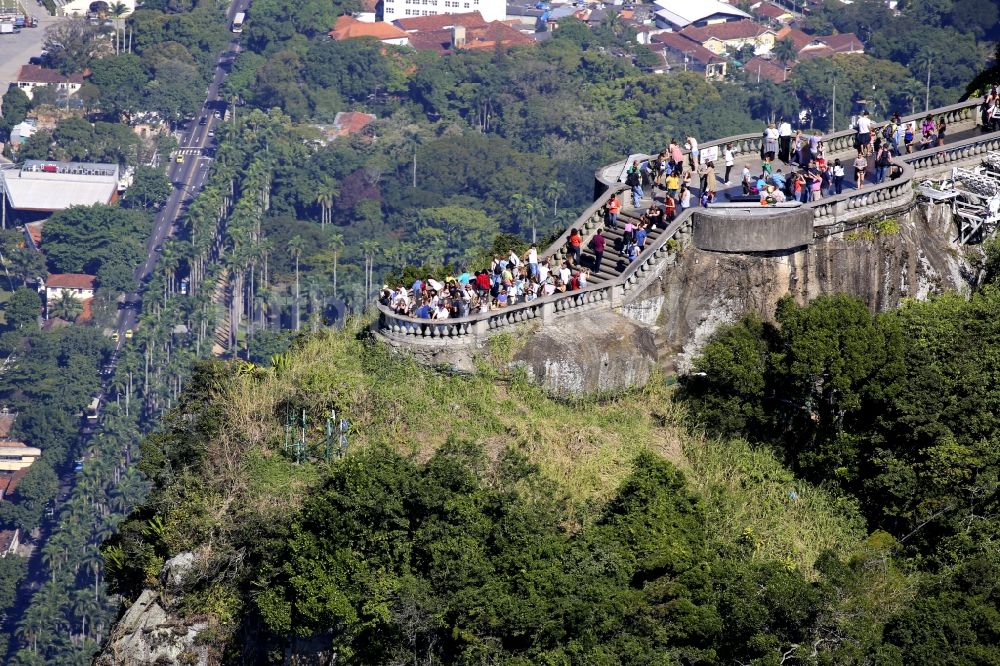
left=377, top=98, right=1000, bottom=346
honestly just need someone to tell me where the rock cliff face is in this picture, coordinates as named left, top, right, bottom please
left=623, top=202, right=975, bottom=371
left=511, top=310, right=659, bottom=395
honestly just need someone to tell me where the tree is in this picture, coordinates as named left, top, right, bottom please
left=0, top=87, right=31, bottom=137
left=287, top=235, right=304, bottom=331
left=42, top=18, right=100, bottom=75
left=89, top=55, right=149, bottom=120
left=43, top=205, right=149, bottom=275
left=109, top=1, right=129, bottom=54
left=772, top=37, right=798, bottom=67
left=6, top=288, right=40, bottom=332
left=123, top=166, right=171, bottom=210
left=48, top=292, right=83, bottom=322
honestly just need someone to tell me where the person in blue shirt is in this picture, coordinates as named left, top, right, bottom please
left=771, top=169, right=786, bottom=191
left=416, top=303, right=432, bottom=319
left=636, top=226, right=648, bottom=250
left=411, top=278, right=423, bottom=305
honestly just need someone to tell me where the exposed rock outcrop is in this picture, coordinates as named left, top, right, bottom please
left=511, top=310, right=658, bottom=395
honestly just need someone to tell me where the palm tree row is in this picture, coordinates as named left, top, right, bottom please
left=12, top=407, right=147, bottom=665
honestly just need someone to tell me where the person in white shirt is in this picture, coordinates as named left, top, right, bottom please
left=763, top=123, right=779, bottom=160
left=685, top=135, right=699, bottom=171
left=559, top=262, right=571, bottom=286
left=855, top=111, right=872, bottom=154
left=537, top=260, right=549, bottom=284
left=723, top=143, right=735, bottom=184
left=508, top=250, right=521, bottom=269
left=427, top=277, right=444, bottom=293
left=525, top=245, right=538, bottom=278
left=433, top=304, right=450, bottom=319
left=778, top=119, right=792, bottom=163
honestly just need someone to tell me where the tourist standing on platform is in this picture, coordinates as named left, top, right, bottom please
left=625, top=161, right=643, bottom=208
left=831, top=159, right=845, bottom=195
left=936, top=116, right=947, bottom=146
left=670, top=139, right=683, bottom=167
left=723, top=143, right=734, bottom=184
left=525, top=244, right=539, bottom=279
left=701, top=161, right=717, bottom=200
left=568, top=228, right=583, bottom=265
left=792, top=130, right=804, bottom=165
left=854, top=151, right=868, bottom=189
left=854, top=111, right=873, bottom=155
left=685, top=135, right=699, bottom=171
left=764, top=123, right=779, bottom=160
left=665, top=170, right=680, bottom=201
left=778, top=119, right=792, bottom=163
left=606, top=192, right=621, bottom=228
left=679, top=184, right=691, bottom=211
left=875, top=145, right=891, bottom=184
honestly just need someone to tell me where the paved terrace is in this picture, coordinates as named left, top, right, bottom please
left=378, top=99, right=1000, bottom=346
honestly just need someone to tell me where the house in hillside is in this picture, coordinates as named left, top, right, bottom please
left=650, top=31, right=728, bottom=79
left=652, top=0, right=752, bottom=31
left=401, top=13, right=534, bottom=54
left=329, top=15, right=411, bottom=44
left=797, top=32, right=864, bottom=59
left=15, top=65, right=85, bottom=102
left=750, top=2, right=792, bottom=25
left=44, top=274, right=96, bottom=304
left=743, top=55, right=790, bottom=83
left=678, top=19, right=777, bottom=56
left=8, top=120, right=37, bottom=150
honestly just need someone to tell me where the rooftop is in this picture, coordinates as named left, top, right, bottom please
left=651, top=31, right=726, bottom=64
left=407, top=20, right=534, bottom=54
left=329, top=15, right=410, bottom=41
left=16, top=64, right=85, bottom=85
left=752, top=2, right=790, bottom=21
left=46, top=273, right=96, bottom=290
left=0, top=160, right=119, bottom=212
left=0, top=529, right=17, bottom=554
left=774, top=25, right=812, bottom=52
left=679, top=19, right=773, bottom=43
left=743, top=55, right=789, bottom=83
left=333, top=111, right=376, bottom=136
left=652, top=0, right=751, bottom=28
left=393, top=11, right=488, bottom=31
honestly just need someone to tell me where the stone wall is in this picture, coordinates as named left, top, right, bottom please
left=624, top=202, right=974, bottom=372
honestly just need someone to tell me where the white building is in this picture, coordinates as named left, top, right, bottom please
left=385, top=0, right=504, bottom=23
left=14, top=65, right=85, bottom=102
left=44, top=274, right=96, bottom=305
left=0, top=160, right=120, bottom=217
left=652, top=0, right=751, bottom=31
left=61, top=0, right=136, bottom=17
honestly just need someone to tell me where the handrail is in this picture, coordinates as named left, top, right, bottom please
left=378, top=98, right=998, bottom=344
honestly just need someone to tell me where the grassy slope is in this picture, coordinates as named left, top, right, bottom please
left=209, top=321, right=866, bottom=573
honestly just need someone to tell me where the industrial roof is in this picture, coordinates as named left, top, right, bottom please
left=653, top=0, right=750, bottom=28
left=0, top=161, right=119, bottom=212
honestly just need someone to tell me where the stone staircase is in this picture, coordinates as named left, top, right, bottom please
left=576, top=204, right=674, bottom=284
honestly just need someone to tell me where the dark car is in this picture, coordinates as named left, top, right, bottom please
left=199, top=116, right=208, bottom=126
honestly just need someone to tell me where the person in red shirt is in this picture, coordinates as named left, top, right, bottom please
left=605, top=194, right=621, bottom=229
left=663, top=195, right=676, bottom=222
left=568, top=228, right=583, bottom=265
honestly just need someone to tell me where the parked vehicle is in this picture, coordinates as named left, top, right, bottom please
left=0, top=23, right=17, bottom=34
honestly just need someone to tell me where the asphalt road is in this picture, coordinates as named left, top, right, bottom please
left=0, top=12, right=61, bottom=112
left=111, top=0, right=247, bottom=348
left=0, top=1, right=248, bottom=654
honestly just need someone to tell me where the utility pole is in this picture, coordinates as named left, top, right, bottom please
left=925, top=59, right=931, bottom=112
left=831, top=76, right=836, bottom=133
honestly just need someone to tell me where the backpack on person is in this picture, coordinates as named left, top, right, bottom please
left=625, top=170, right=640, bottom=187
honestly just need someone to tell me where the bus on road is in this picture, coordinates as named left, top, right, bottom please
left=85, top=397, right=100, bottom=423
left=232, top=11, right=245, bottom=32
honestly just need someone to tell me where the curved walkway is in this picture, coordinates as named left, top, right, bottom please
left=378, top=99, right=1000, bottom=346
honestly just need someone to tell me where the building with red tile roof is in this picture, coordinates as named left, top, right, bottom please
left=15, top=65, right=85, bottom=101
left=797, top=32, right=864, bottom=59
left=650, top=32, right=728, bottom=79
left=407, top=20, right=534, bottom=54
left=392, top=10, right=487, bottom=31
left=329, top=15, right=410, bottom=44
left=743, top=56, right=790, bottom=83
left=679, top=19, right=776, bottom=56
left=774, top=25, right=813, bottom=52
left=751, top=2, right=791, bottom=23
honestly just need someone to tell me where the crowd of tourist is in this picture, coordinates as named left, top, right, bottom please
left=379, top=247, right=598, bottom=320
left=983, top=87, right=1000, bottom=132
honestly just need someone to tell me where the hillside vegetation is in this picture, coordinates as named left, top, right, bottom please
left=104, top=323, right=898, bottom=664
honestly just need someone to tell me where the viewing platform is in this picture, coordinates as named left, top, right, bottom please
left=376, top=98, right=1000, bottom=358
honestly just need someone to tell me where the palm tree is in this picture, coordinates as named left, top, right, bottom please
left=511, top=193, right=541, bottom=244
left=315, top=181, right=340, bottom=228
left=287, top=235, right=305, bottom=331
left=358, top=239, right=379, bottom=302
left=772, top=37, right=797, bottom=68
left=544, top=180, right=565, bottom=216
left=109, top=2, right=129, bottom=55
left=328, top=233, right=344, bottom=297
left=49, top=291, right=82, bottom=321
